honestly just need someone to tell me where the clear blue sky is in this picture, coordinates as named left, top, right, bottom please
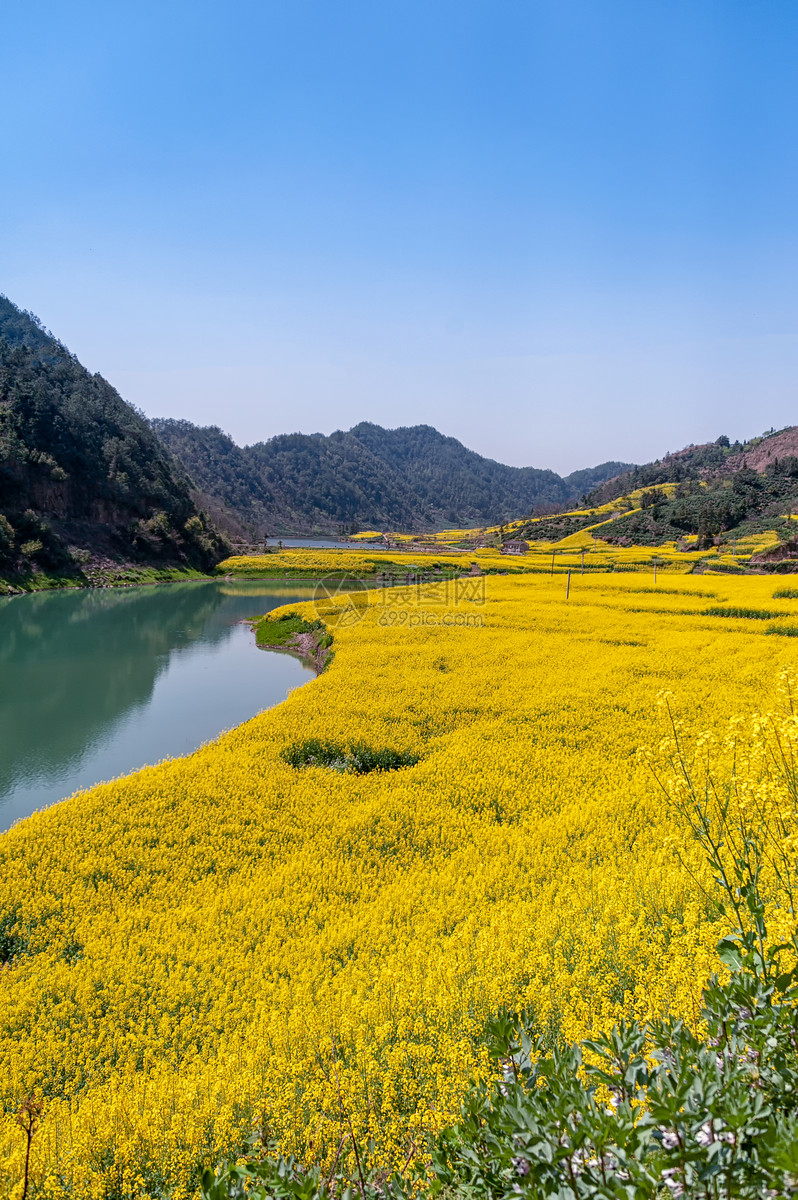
left=3, top=0, right=797, bottom=472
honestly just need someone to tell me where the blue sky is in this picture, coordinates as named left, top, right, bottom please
left=3, top=0, right=797, bottom=472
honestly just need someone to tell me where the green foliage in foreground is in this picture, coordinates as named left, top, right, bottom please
left=203, top=948, right=798, bottom=1199
left=203, top=760, right=798, bottom=1200
left=431, top=965, right=798, bottom=1198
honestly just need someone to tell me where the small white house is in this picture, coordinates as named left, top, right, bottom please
left=501, top=540, right=530, bottom=555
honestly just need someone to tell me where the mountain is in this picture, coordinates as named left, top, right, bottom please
left=152, top=417, right=632, bottom=536
left=0, top=297, right=227, bottom=578
left=515, top=427, right=798, bottom=549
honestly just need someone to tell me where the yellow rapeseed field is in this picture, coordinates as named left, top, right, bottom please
left=2, top=564, right=798, bottom=1196
left=219, top=533, right=766, bottom=578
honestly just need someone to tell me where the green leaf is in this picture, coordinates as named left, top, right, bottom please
left=717, top=938, right=743, bottom=970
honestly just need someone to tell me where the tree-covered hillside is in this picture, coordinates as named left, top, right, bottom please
left=0, top=297, right=227, bottom=578
left=343, top=422, right=631, bottom=521
left=516, top=428, right=798, bottom=550
left=153, top=417, right=631, bottom=535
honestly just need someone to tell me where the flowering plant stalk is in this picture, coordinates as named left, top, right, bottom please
left=206, top=692, right=798, bottom=1199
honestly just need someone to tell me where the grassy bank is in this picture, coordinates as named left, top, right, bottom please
left=0, top=563, right=215, bottom=596
left=253, top=610, right=334, bottom=671
left=2, top=564, right=798, bottom=1194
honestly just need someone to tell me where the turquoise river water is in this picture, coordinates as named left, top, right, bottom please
left=0, top=580, right=317, bottom=831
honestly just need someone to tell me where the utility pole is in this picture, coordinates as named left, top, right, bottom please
left=581, top=547, right=585, bottom=575
left=566, top=570, right=571, bottom=599
left=550, top=549, right=556, bottom=576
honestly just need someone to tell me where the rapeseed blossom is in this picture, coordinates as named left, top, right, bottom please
left=1, top=567, right=797, bottom=1196
left=219, top=533, right=769, bottom=578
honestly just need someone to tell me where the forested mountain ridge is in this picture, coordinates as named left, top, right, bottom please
left=0, top=297, right=227, bottom=578
left=152, top=416, right=632, bottom=535
left=340, top=423, right=631, bottom=520
left=149, top=420, right=430, bottom=536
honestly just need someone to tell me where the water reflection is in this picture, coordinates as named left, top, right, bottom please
left=0, top=581, right=317, bottom=829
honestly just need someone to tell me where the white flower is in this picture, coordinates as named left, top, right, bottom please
left=662, top=1167, right=685, bottom=1196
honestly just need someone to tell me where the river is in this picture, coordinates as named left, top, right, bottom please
left=0, top=580, right=318, bottom=831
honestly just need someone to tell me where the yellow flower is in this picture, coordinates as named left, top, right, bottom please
left=2, top=565, right=798, bottom=1194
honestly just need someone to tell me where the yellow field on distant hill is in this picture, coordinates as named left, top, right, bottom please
left=2, top=564, right=798, bottom=1196
left=220, top=530, right=777, bottom=577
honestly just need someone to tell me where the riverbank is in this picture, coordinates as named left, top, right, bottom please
left=0, top=562, right=216, bottom=596
left=252, top=608, right=334, bottom=672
